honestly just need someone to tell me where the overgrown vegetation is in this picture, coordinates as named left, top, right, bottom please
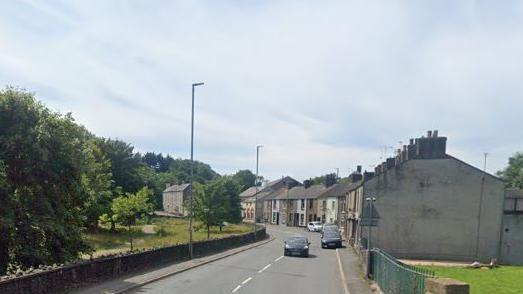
left=422, top=265, right=523, bottom=294
left=85, top=217, right=251, bottom=258
left=0, top=88, right=248, bottom=274
left=497, top=152, right=523, bottom=189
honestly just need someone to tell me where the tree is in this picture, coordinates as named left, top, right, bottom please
left=110, top=187, right=154, bottom=251
left=232, top=170, right=256, bottom=191
left=192, top=181, right=228, bottom=239
left=81, top=139, right=114, bottom=230
left=222, top=177, right=242, bottom=224
left=98, top=138, right=145, bottom=194
left=497, top=152, right=523, bottom=189
left=0, top=88, right=89, bottom=272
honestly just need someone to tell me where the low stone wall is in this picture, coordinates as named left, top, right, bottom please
left=0, top=227, right=266, bottom=294
left=425, top=277, right=470, bottom=294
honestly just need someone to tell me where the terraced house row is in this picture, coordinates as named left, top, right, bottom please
left=239, top=130, right=523, bottom=265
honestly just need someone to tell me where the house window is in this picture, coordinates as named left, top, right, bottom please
left=273, top=200, right=276, bottom=207
left=301, top=199, right=305, bottom=210
left=309, top=200, right=313, bottom=209
left=322, top=200, right=327, bottom=210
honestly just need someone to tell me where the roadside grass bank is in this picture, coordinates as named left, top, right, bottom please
left=84, top=217, right=252, bottom=258
left=421, top=265, right=523, bottom=294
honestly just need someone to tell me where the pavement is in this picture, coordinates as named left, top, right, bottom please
left=71, top=225, right=372, bottom=294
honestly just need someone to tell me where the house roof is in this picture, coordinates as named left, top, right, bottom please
left=240, top=176, right=300, bottom=199
left=318, top=182, right=359, bottom=198
left=272, top=184, right=330, bottom=200
left=239, top=186, right=259, bottom=198
left=163, top=183, right=191, bottom=193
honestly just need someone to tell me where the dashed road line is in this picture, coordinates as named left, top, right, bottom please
left=241, top=277, right=252, bottom=285
left=232, top=285, right=242, bottom=293
left=274, top=256, right=284, bottom=262
left=232, top=254, right=285, bottom=293
left=258, top=264, right=271, bottom=273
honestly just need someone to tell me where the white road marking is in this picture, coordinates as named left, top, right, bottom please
left=241, top=277, right=252, bottom=285
left=232, top=285, right=242, bottom=293
left=336, top=249, right=351, bottom=294
left=258, top=264, right=271, bottom=273
left=274, top=256, right=284, bottom=262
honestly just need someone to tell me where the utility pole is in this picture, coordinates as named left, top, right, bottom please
left=253, top=145, right=262, bottom=240
left=475, top=152, right=488, bottom=259
left=189, top=82, right=204, bottom=259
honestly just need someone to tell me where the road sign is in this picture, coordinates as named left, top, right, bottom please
left=360, top=218, right=378, bottom=226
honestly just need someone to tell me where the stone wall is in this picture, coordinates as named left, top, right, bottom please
left=0, top=227, right=266, bottom=294
left=500, top=214, right=523, bottom=265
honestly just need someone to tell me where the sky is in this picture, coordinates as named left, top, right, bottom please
left=1, top=0, right=522, bottom=182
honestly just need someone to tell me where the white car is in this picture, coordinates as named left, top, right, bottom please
left=307, top=221, right=323, bottom=232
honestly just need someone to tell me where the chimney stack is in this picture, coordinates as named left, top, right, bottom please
left=427, top=130, right=432, bottom=138
left=356, top=165, right=362, bottom=174
left=433, top=130, right=438, bottom=137
left=304, top=179, right=312, bottom=189
left=409, top=138, right=414, bottom=145
left=166, top=183, right=171, bottom=189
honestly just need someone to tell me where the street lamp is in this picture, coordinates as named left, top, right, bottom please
left=253, top=145, right=263, bottom=240
left=365, top=197, right=377, bottom=250
left=189, top=82, right=204, bottom=259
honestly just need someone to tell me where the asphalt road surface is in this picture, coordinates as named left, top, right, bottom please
left=130, top=225, right=347, bottom=294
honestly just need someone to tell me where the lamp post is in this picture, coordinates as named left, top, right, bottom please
left=189, top=82, right=204, bottom=259
left=253, top=145, right=263, bottom=240
left=365, top=197, right=377, bottom=250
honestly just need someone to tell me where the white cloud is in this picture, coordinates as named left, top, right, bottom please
left=1, top=0, right=522, bottom=181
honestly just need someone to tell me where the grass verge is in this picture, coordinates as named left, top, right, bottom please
left=422, top=265, right=523, bottom=294
left=84, top=217, right=252, bottom=258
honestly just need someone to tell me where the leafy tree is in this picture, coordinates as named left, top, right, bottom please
left=81, top=139, right=114, bottom=230
left=109, top=187, right=154, bottom=251
left=192, top=181, right=227, bottom=238
left=98, top=138, right=145, bottom=193
left=169, top=159, right=218, bottom=184
left=232, top=170, right=256, bottom=191
left=143, top=152, right=174, bottom=173
left=497, top=152, right=523, bottom=189
left=0, top=88, right=89, bottom=273
left=220, top=177, right=242, bottom=224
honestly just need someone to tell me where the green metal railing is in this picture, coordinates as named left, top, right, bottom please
left=370, top=248, right=435, bottom=294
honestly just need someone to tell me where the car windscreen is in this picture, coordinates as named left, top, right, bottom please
left=323, top=233, right=340, bottom=239
left=286, top=238, right=307, bottom=245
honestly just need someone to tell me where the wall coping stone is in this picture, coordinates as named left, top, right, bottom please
left=425, top=277, right=469, bottom=294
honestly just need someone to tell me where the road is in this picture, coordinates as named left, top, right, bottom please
left=130, top=225, right=347, bottom=294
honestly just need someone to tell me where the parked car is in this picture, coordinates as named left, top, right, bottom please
left=307, top=221, right=323, bottom=232
left=321, top=223, right=339, bottom=235
left=321, top=231, right=342, bottom=248
left=284, top=236, right=310, bottom=257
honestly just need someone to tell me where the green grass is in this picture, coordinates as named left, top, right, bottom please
left=421, top=265, right=523, bottom=294
left=84, top=217, right=252, bottom=258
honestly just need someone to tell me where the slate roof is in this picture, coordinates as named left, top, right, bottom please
left=273, top=184, right=330, bottom=200
left=240, top=186, right=259, bottom=198
left=318, top=182, right=358, bottom=198
left=163, top=183, right=191, bottom=193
